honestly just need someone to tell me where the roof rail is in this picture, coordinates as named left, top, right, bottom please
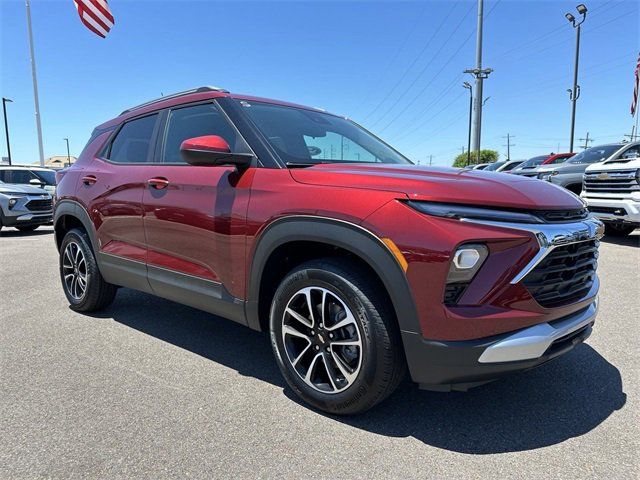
left=120, top=86, right=229, bottom=115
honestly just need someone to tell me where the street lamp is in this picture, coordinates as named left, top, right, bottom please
left=63, top=138, right=71, bottom=167
left=463, top=82, right=473, bottom=166
left=2, top=97, right=12, bottom=166
left=565, top=3, right=588, bottom=153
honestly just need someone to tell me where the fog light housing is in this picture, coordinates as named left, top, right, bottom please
left=8, top=198, right=18, bottom=209
left=444, top=244, right=489, bottom=306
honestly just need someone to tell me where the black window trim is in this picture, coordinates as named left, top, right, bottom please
left=98, top=111, right=162, bottom=165
left=153, top=99, right=258, bottom=167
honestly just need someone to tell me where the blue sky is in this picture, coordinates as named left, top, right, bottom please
left=1, top=0, right=638, bottom=166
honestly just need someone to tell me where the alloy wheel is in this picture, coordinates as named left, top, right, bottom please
left=62, top=241, right=87, bottom=300
left=281, top=286, right=363, bottom=394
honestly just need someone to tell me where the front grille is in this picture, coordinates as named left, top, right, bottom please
left=584, top=170, right=639, bottom=195
left=524, top=239, right=598, bottom=308
left=25, top=198, right=53, bottom=212
left=536, top=208, right=589, bottom=223
left=588, top=206, right=627, bottom=216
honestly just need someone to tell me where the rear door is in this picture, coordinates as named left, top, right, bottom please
left=141, top=101, right=255, bottom=323
left=77, top=112, right=161, bottom=293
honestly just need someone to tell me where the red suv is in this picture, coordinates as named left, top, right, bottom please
left=54, top=86, right=603, bottom=414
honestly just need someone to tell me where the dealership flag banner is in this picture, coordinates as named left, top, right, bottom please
left=632, top=52, right=640, bottom=117
left=73, top=0, right=115, bottom=38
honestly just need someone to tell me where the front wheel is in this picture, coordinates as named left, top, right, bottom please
left=270, top=258, right=406, bottom=415
left=604, top=223, right=636, bottom=237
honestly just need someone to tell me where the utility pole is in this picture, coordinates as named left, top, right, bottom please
left=579, top=132, right=593, bottom=150
left=502, top=133, right=515, bottom=161
left=2, top=97, right=12, bottom=165
left=465, top=0, right=493, bottom=164
left=25, top=0, right=45, bottom=166
left=64, top=138, right=71, bottom=166
left=429, top=154, right=433, bottom=166
left=565, top=4, right=588, bottom=153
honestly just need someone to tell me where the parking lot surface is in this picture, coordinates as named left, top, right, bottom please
left=1, top=226, right=638, bottom=479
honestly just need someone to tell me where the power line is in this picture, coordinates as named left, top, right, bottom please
left=362, top=2, right=460, bottom=122
left=368, top=2, right=475, bottom=129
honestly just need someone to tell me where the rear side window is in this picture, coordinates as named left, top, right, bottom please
left=107, top=114, right=158, bottom=163
left=162, top=103, right=249, bottom=164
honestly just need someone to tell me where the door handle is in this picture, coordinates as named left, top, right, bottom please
left=82, top=175, right=97, bottom=186
left=147, top=177, right=169, bottom=190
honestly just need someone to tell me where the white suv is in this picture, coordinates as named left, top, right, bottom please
left=582, top=142, right=640, bottom=237
left=0, top=165, right=57, bottom=195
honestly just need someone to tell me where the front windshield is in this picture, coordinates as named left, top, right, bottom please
left=34, top=170, right=56, bottom=185
left=568, top=145, right=621, bottom=164
left=237, top=100, right=411, bottom=165
left=518, top=155, right=549, bottom=169
left=484, top=161, right=506, bottom=171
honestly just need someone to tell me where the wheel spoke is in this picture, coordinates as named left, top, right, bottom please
left=330, top=339, right=361, bottom=347
left=282, top=324, right=311, bottom=342
left=322, top=353, right=339, bottom=391
left=74, top=244, right=82, bottom=264
left=291, top=343, right=312, bottom=367
left=331, top=349, right=357, bottom=383
left=303, top=288, right=316, bottom=327
left=285, top=307, right=313, bottom=329
left=304, top=353, right=322, bottom=383
left=64, top=248, right=73, bottom=268
left=325, top=309, right=357, bottom=332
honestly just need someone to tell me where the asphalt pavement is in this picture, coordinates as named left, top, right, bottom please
left=1, top=226, right=638, bottom=479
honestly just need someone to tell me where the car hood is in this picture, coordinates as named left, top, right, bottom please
left=290, top=164, right=582, bottom=210
left=0, top=182, right=49, bottom=195
left=586, top=158, right=640, bottom=171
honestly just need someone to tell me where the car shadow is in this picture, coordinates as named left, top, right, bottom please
left=92, top=288, right=626, bottom=455
left=0, top=228, right=53, bottom=237
left=600, top=232, right=639, bottom=247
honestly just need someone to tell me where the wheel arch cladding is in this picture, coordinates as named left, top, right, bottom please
left=54, top=200, right=99, bottom=253
left=245, top=216, right=421, bottom=335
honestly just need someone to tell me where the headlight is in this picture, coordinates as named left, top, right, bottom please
left=408, top=201, right=544, bottom=224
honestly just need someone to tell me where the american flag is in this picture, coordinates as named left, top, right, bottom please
left=632, top=51, right=640, bottom=117
left=73, top=0, right=115, bottom=38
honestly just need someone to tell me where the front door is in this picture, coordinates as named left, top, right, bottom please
left=142, top=102, right=254, bottom=323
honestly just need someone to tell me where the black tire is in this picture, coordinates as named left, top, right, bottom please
left=270, top=258, right=406, bottom=415
left=604, top=223, right=636, bottom=237
left=17, top=225, right=38, bottom=232
left=59, top=228, right=117, bottom=312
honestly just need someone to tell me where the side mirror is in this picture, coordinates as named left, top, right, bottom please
left=29, top=178, right=44, bottom=187
left=179, top=135, right=252, bottom=169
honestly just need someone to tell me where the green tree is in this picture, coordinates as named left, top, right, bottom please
left=452, top=150, right=499, bottom=168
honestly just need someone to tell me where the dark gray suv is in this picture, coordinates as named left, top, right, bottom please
left=537, top=144, right=625, bottom=194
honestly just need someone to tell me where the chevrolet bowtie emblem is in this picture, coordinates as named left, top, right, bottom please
left=597, top=172, right=609, bottom=180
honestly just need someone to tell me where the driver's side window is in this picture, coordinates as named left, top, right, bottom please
left=620, top=146, right=640, bottom=159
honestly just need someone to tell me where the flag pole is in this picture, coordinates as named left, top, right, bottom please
left=25, top=0, right=45, bottom=167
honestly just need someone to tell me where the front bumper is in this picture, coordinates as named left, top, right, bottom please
left=1, top=211, right=53, bottom=227
left=583, top=196, right=640, bottom=226
left=403, top=300, right=597, bottom=390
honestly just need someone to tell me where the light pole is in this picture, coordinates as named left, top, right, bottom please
left=63, top=137, right=70, bottom=166
left=565, top=4, right=588, bottom=153
left=463, top=82, right=473, bottom=165
left=2, top=97, right=12, bottom=165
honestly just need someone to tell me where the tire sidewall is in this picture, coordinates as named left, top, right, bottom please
left=59, top=229, right=97, bottom=310
left=270, top=264, right=384, bottom=414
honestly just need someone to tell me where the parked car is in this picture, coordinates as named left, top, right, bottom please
left=472, top=163, right=490, bottom=170
left=53, top=86, right=603, bottom=414
left=0, top=181, right=53, bottom=232
left=538, top=144, right=624, bottom=194
left=582, top=141, right=640, bottom=237
left=496, top=159, right=524, bottom=172
left=0, top=165, right=57, bottom=195
left=511, top=153, right=575, bottom=177
left=483, top=160, right=506, bottom=171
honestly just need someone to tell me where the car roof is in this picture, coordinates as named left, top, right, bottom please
left=97, top=86, right=335, bottom=130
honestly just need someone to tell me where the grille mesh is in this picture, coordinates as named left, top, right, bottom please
left=524, top=240, right=598, bottom=308
left=25, top=198, right=53, bottom=212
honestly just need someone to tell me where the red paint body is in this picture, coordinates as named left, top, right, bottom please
left=55, top=89, right=592, bottom=342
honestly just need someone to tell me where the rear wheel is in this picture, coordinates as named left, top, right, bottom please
left=270, top=258, right=406, bottom=415
left=59, top=228, right=117, bottom=312
left=604, top=223, right=636, bottom=237
left=17, top=225, right=38, bottom=232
